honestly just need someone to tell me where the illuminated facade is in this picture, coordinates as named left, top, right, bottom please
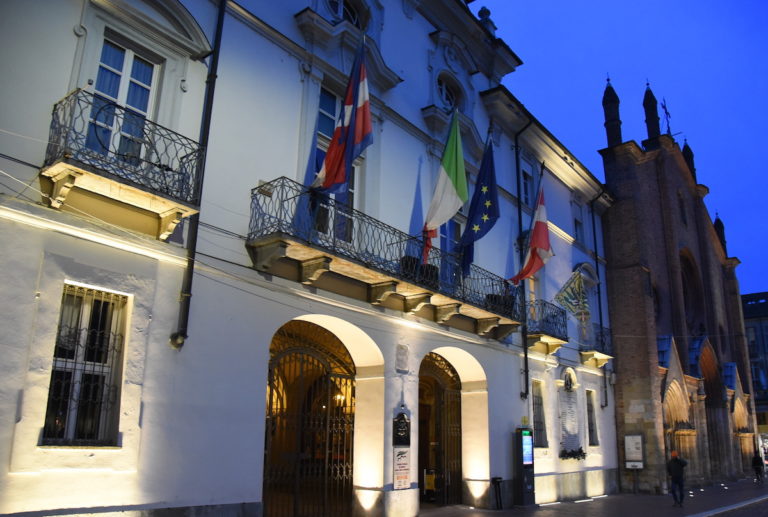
left=0, top=1, right=616, bottom=515
left=600, top=82, right=756, bottom=492
left=742, top=293, right=768, bottom=440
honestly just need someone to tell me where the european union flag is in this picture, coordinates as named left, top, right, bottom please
left=459, top=138, right=499, bottom=276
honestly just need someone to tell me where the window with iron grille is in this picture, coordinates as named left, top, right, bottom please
left=586, top=389, right=599, bottom=446
left=532, top=380, right=548, bottom=447
left=42, top=285, right=128, bottom=446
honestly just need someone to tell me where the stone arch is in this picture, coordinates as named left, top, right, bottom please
left=733, top=398, right=749, bottom=432
left=283, top=314, right=385, bottom=510
left=663, top=380, right=690, bottom=427
left=679, top=249, right=706, bottom=340
left=700, top=341, right=725, bottom=408
left=420, top=346, right=490, bottom=504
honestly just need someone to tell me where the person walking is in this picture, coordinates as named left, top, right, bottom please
left=752, top=451, right=764, bottom=484
left=667, top=450, right=688, bottom=507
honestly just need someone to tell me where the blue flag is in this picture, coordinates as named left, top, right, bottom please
left=459, top=138, right=499, bottom=276
left=292, top=114, right=321, bottom=241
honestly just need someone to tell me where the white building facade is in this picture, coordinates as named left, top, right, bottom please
left=0, top=1, right=616, bottom=515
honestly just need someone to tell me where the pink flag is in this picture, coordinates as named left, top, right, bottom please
left=510, top=188, right=553, bottom=285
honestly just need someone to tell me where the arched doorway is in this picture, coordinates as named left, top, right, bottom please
left=263, top=320, right=355, bottom=517
left=419, top=352, right=462, bottom=506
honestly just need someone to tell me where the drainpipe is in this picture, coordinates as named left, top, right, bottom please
left=514, top=119, right=533, bottom=399
left=589, top=189, right=609, bottom=407
left=170, top=0, right=226, bottom=348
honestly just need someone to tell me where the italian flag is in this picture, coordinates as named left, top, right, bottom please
left=424, top=111, right=468, bottom=232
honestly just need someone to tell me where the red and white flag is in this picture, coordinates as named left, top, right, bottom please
left=510, top=188, right=553, bottom=285
left=312, top=42, right=372, bottom=193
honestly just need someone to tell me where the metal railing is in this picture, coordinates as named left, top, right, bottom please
left=526, top=299, right=568, bottom=341
left=248, top=177, right=523, bottom=322
left=576, top=323, right=612, bottom=354
left=44, top=89, right=203, bottom=206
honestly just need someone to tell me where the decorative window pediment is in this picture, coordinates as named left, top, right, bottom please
left=91, top=0, right=210, bottom=57
left=294, top=7, right=401, bottom=92
left=424, top=31, right=477, bottom=118
left=420, top=106, right=483, bottom=162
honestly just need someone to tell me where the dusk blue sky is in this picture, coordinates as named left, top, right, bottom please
left=470, top=1, right=768, bottom=294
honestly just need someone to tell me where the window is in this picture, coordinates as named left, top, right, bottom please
left=522, top=170, right=533, bottom=206
left=318, top=87, right=337, bottom=138
left=586, top=390, right=599, bottom=446
left=42, top=285, right=128, bottom=446
left=574, top=218, right=585, bottom=245
left=313, top=88, right=357, bottom=242
left=327, top=0, right=362, bottom=28
left=439, top=218, right=462, bottom=288
left=86, top=37, right=158, bottom=165
left=748, top=327, right=758, bottom=357
left=437, top=75, right=460, bottom=111
left=532, top=380, right=547, bottom=447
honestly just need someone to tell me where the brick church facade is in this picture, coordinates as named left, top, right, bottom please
left=600, top=81, right=755, bottom=492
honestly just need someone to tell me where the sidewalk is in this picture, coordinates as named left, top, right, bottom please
left=420, top=478, right=768, bottom=517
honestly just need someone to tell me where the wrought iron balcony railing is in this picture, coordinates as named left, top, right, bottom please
left=576, top=323, right=612, bottom=355
left=44, top=89, right=203, bottom=206
left=586, top=323, right=612, bottom=355
left=248, top=177, right=523, bottom=322
left=526, top=299, right=568, bottom=342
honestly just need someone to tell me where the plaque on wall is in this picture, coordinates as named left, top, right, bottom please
left=394, top=447, right=410, bottom=490
left=560, top=388, right=580, bottom=450
left=393, top=412, right=410, bottom=447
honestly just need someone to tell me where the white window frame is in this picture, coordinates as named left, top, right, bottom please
left=75, top=0, right=207, bottom=135
left=521, top=168, right=534, bottom=206
left=42, top=284, right=128, bottom=446
left=87, top=36, right=161, bottom=166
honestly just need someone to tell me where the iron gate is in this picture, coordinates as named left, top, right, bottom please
left=264, top=322, right=355, bottom=517
left=419, top=352, right=462, bottom=506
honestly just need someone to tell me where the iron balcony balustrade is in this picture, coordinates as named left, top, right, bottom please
left=41, top=89, right=203, bottom=238
left=581, top=323, right=612, bottom=355
left=526, top=299, right=568, bottom=343
left=578, top=323, right=612, bottom=368
left=247, top=176, right=524, bottom=330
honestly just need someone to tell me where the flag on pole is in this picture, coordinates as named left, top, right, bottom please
left=555, top=270, right=590, bottom=339
left=458, top=137, right=499, bottom=276
left=422, top=111, right=468, bottom=261
left=312, top=42, right=373, bottom=193
left=510, top=188, right=553, bottom=285
left=292, top=114, right=322, bottom=240
left=555, top=271, right=589, bottom=317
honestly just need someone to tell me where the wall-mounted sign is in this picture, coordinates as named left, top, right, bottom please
left=393, top=412, right=410, bottom=447
left=624, top=434, right=644, bottom=469
left=394, top=447, right=410, bottom=490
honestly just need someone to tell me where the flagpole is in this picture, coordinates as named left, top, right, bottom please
left=513, top=119, right=533, bottom=400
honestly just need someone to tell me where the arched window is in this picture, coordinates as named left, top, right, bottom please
left=327, top=0, right=365, bottom=29
left=437, top=73, right=462, bottom=111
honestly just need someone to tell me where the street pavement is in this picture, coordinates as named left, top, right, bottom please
left=420, top=478, right=768, bottom=517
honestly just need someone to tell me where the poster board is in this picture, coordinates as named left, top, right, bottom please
left=624, top=434, right=644, bottom=469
